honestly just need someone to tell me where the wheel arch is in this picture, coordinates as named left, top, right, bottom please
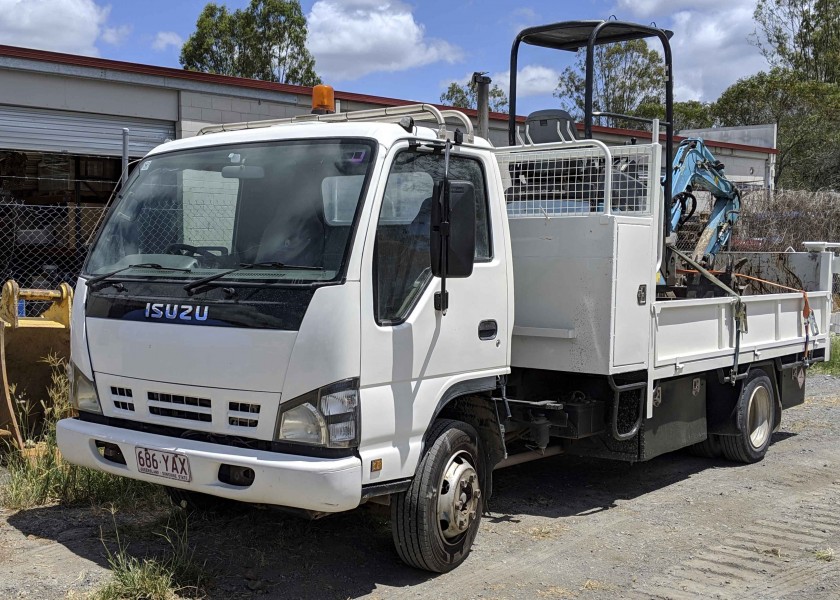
left=427, top=377, right=506, bottom=499
left=707, top=361, right=781, bottom=435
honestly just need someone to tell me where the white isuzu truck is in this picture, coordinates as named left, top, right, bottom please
left=58, top=21, right=834, bottom=572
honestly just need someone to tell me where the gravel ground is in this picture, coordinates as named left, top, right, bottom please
left=1, top=376, right=839, bottom=599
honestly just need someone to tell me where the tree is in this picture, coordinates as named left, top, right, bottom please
left=440, top=80, right=509, bottom=113
left=672, top=101, right=716, bottom=132
left=180, top=0, right=320, bottom=86
left=635, top=100, right=716, bottom=132
left=714, top=68, right=840, bottom=188
left=554, top=40, right=665, bottom=127
left=753, top=0, right=840, bottom=84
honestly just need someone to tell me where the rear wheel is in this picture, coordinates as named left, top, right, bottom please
left=687, top=434, right=722, bottom=458
left=391, top=419, right=483, bottom=573
left=720, top=370, right=775, bottom=463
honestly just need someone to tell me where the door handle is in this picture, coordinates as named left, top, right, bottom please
left=478, top=320, right=498, bottom=340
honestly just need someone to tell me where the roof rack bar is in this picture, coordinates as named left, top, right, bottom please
left=438, top=110, right=475, bottom=139
left=197, top=103, right=474, bottom=141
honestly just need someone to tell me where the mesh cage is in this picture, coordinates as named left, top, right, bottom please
left=497, top=143, right=655, bottom=218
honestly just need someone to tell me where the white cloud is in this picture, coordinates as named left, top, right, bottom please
left=507, top=7, right=540, bottom=33
left=0, top=0, right=132, bottom=56
left=0, top=0, right=105, bottom=55
left=491, top=65, right=560, bottom=98
left=615, top=0, right=735, bottom=19
left=614, top=0, right=766, bottom=101
left=101, top=24, right=131, bottom=46
left=152, top=31, right=183, bottom=52
left=307, top=0, right=463, bottom=81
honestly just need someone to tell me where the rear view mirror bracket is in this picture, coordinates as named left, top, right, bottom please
left=431, top=142, right=477, bottom=315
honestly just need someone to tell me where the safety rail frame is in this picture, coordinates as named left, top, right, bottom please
left=495, top=140, right=662, bottom=219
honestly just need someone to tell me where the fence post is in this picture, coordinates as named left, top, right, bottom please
left=121, top=128, right=130, bottom=188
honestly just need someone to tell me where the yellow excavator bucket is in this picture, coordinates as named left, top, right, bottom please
left=1, top=280, right=73, bottom=448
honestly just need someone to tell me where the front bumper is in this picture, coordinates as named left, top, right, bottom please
left=57, top=418, right=362, bottom=512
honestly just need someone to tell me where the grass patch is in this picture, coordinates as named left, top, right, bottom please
left=94, top=511, right=208, bottom=600
left=581, top=579, right=607, bottom=591
left=815, top=547, right=835, bottom=562
left=810, top=334, right=840, bottom=376
left=759, top=547, right=787, bottom=559
left=1, top=356, right=163, bottom=510
left=526, top=523, right=568, bottom=540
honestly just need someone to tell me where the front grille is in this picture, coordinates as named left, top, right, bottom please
left=228, top=401, right=260, bottom=428
left=149, top=392, right=211, bottom=408
left=110, top=386, right=135, bottom=412
left=149, top=406, right=211, bottom=422
left=148, top=391, right=212, bottom=424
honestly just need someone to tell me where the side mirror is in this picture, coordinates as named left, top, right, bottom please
left=431, top=180, right=476, bottom=279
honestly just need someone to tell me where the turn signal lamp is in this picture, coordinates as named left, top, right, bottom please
left=312, top=84, right=335, bottom=114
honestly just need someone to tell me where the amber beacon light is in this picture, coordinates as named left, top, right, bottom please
left=311, top=84, right=336, bottom=114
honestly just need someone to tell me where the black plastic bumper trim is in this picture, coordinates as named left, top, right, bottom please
left=76, top=413, right=357, bottom=459
left=360, top=479, right=412, bottom=500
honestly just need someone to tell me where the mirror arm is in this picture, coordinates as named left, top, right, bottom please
left=435, top=140, right=453, bottom=315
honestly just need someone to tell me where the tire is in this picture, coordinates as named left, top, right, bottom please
left=165, top=487, right=231, bottom=512
left=687, top=434, right=722, bottom=458
left=720, top=370, right=775, bottom=463
left=391, top=419, right=483, bottom=573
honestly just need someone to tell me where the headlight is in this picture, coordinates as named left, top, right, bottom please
left=276, top=379, right=359, bottom=448
left=69, top=362, right=102, bottom=414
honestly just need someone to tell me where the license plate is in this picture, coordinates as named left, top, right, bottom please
left=134, top=446, right=192, bottom=482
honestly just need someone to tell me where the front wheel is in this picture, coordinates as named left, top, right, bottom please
left=391, top=419, right=483, bottom=573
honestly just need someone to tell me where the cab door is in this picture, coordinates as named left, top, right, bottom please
left=358, top=144, right=509, bottom=484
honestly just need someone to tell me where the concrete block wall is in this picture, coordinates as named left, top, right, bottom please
left=177, top=91, right=312, bottom=138
left=181, top=169, right=239, bottom=247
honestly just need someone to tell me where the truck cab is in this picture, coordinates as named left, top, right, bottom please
left=58, top=116, right=512, bottom=571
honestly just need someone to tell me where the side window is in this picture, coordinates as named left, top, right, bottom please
left=448, top=157, right=491, bottom=260
left=374, top=150, right=491, bottom=324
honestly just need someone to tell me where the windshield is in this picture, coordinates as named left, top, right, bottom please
left=85, top=138, right=376, bottom=284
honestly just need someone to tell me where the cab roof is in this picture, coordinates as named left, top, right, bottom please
left=147, top=121, right=491, bottom=156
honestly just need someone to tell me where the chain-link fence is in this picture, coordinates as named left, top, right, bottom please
left=1, top=149, right=116, bottom=314
left=0, top=201, right=107, bottom=314
left=675, top=189, right=840, bottom=296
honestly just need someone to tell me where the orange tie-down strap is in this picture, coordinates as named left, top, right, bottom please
left=676, top=269, right=812, bottom=320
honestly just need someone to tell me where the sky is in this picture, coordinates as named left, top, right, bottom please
left=0, top=0, right=770, bottom=115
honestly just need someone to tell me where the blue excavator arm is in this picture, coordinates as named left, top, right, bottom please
left=670, top=138, right=741, bottom=266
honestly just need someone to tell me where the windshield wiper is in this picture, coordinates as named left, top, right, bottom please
left=87, top=263, right=193, bottom=289
left=183, top=261, right=324, bottom=294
